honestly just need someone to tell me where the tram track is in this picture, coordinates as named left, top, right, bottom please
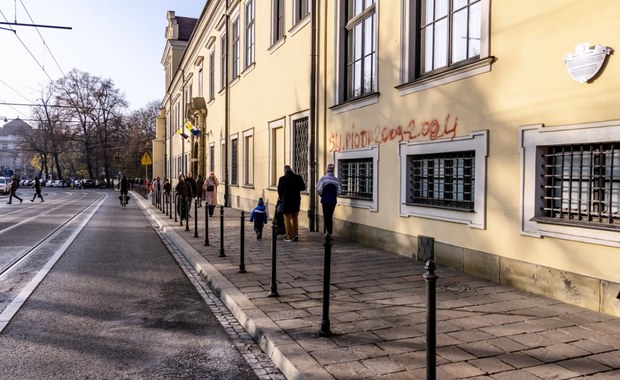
left=0, top=193, right=107, bottom=281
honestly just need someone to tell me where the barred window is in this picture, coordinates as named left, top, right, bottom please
left=339, top=158, right=373, bottom=200
left=292, top=117, right=309, bottom=185
left=231, top=138, right=238, bottom=185
left=408, top=151, right=475, bottom=210
left=540, top=143, right=620, bottom=229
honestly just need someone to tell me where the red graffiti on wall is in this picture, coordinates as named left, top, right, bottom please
left=328, top=114, right=458, bottom=152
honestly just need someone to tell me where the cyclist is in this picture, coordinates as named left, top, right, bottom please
left=119, top=175, right=129, bottom=207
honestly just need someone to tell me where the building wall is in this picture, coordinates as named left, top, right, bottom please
left=161, top=0, right=620, bottom=316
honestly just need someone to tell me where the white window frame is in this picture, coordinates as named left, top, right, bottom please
left=335, top=145, right=379, bottom=212
left=244, top=0, right=256, bottom=69
left=269, top=118, right=286, bottom=188
left=231, top=16, right=241, bottom=79
left=230, top=133, right=239, bottom=186
left=243, top=128, right=254, bottom=187
left=290, top=110, right=311, bottom=187
left=398, top=0, right=491, bottom=96
left=399, top=130, right=487, bottom=229
left=333, top=0, right=379, bottom=110
left=271, top=0, right=285, bottom=45
left=520, top=120, right=620, bottom=247
left=220, top=138, right=226, bottom=181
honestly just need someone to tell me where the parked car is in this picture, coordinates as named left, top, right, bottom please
left=0, top=177, right=9, bottom=195
left=83, top=179, right=95, bottom=188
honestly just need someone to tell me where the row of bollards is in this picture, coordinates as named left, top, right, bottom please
left=154, top=196, right=438, bottom=380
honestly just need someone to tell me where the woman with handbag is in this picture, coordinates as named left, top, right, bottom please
left=203, top=171, right=219, bottom=217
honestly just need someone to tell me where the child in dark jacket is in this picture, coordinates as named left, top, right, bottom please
left=249, top=198, right=269, bottom=239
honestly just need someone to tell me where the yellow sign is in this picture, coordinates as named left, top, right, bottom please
left=141, top=152, right=152, bottom=165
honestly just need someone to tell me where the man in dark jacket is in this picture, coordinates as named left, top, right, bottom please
left=277, top=165, right=306, bottom=241
left=7, top=176, right=22, bottom=204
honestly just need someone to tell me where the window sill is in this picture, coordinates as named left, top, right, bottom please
left=330, top=92, right=380, bottom=115
left=397, top=57, right=495, bottom=96
left=268, top=36, right=286, bottom=54
left=531, top=216, right=620, bottom=232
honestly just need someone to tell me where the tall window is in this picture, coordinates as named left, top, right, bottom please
left=272, top=0, right=285, bottom=44
left=419, top=0, right=481, bottom=74
left=220, top=33, right=227, bottom=90
left=231, top=137, right=239, bottom=185
left=408, top=151, right=475, bottom=210
left=294, top=0, right=310, bottom=24
left=344, top=0, right=377, bottom=100
left=232, top=18, right=240, bottom=78
left=292, top=117, right=309, bottom=185
left=540, top=143, right=620, bottom=228
left=209, top=51, right=215, bottom=100
left=245, top=0, right=255, bottom=68
left=269, top=121, right=285, bottom=187
left=243, top=131, right=254, bottom=186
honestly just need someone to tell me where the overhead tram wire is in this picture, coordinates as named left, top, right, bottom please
left=0, top=9, right=54, bottom=83
left=18, top=0, right=65, bottom=76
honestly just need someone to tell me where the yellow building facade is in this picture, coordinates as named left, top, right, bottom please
left=160, top=1, right=620, bottom=316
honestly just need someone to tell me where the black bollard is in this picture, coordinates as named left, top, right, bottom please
left=174, top=194, right=178, bottom=222
left=319, top=234, right=332, bottom=337
left=219, top=205, right=226, bottom=257
left=268, top=219, right=279, bottom=297
left=204, top=201, right=210, bottom=246
left=239, top=210, right=246, bottom=273
left=423, top=259, right=438, bottom=380
left=185, top=197, right=190, bottom=231
left=194, top=198, right=199, bottom=237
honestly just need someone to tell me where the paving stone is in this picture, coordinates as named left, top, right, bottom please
left=437, top=361, right=485, bottom=378
left=362, top=356, right=405, bottom=375
left=556, top=357, right=611, bottom=375
left=436, top=346, right=477, bottom=362
left=325, top=360, right=376, bottom=379
left=469, top=357, right=515, bottom=374
left=523, top=363, right=581, bottom=379
left=497, top=353, right=545, bottom=369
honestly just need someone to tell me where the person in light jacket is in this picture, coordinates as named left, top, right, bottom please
left=203, top=171, right=219, bottom=217
left=316, top=163, right=342, bottom=240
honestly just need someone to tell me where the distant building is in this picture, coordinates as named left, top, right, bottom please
left=0, top=117, right=35, bottom=179
left=159, top=1, right=620, bottom=317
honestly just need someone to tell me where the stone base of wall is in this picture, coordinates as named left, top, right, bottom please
left=336, top=219, right=620, bottom=318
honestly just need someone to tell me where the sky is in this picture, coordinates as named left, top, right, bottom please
left=0, top=0, right=205, bottom=122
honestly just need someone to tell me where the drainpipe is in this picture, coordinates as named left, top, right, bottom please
left=308, top=0, right=319, bottom=232
left=223, top=0, right=231, bottom=207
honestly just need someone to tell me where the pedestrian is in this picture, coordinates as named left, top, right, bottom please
left=316, top=163, right=342, bottom=240
left=7, top=176, right=22, bottom=204
left=30, top=176, right=44, bottom=202
left=277, top=165, right=306, bottom=241
left=203, top=171, right=219, bottom=217
left=249, top=197, right=269, bottom=239
left=196, top=175, right=204, bottom=207
left=163, top=178, right=172, bottom=204
left=175, top=174, right=186, bottom=218
left=186, top=172, right=197, bottom=215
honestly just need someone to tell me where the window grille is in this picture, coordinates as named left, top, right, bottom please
left=292, top=117, right=309, bottom=185
left=231, top=139, right=238, bottom=185
left=541, top=143, right=620, bottom=229
left=408, top=151, right=475, bottom=210
left=339, top=158, right=373, bottom=200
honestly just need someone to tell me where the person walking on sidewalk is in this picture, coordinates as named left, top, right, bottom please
left=30, top=176, right=44, bottom=202
left=316, top=163, right=342, bottom=240
left=203, top=171, right=219, bottom=217
left=249, top=197, right=269, bottom=239
left=277, top=165, right=306, bottom=241
left=7, top=176, right=22, bottom=204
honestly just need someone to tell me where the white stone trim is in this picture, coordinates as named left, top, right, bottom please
left=399, top=130, right=488, bottom=229
left=519, top=120, right=620, bottom=247
left=334, top=145, right=379, bottom=212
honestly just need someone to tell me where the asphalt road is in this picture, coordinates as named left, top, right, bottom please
left=0, top=189, right=260, bottom=379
